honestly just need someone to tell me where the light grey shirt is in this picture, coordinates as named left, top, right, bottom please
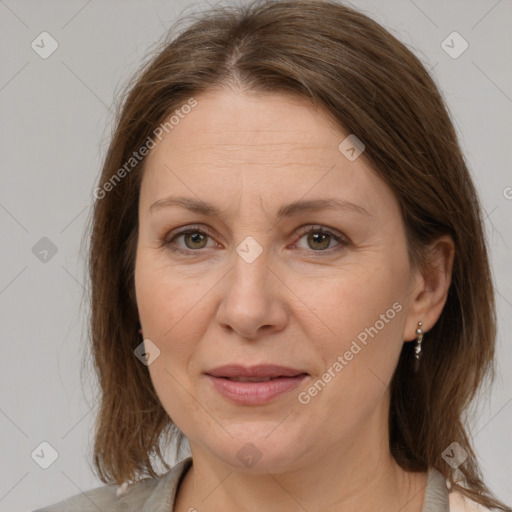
left=34, top=456, right=452, bottom=511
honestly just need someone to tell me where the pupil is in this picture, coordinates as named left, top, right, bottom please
left=310, top=232, right=329, bottom=250
left=187, top=232, right=205, bottom=248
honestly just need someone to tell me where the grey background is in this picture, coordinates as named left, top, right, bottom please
left=0, top=1, right=511, bottom=511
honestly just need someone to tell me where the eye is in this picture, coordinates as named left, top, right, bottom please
left=163, top=224, right=348, bottom=255
left=164, top=225, right=215, bottom=254
left=293, top=225, right=348, bottom=254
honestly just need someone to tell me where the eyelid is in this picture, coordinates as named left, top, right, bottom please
left=294, top=224, right=346, bottom=241
left=163, top=224, right=215, bottom=244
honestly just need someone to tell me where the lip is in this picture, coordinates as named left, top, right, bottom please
left=205, top=364, right=309, bottom=405
left=206, top=364, right=307, bottom=379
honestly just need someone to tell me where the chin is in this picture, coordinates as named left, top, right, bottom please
left=203, top=423, right=312, bottom=473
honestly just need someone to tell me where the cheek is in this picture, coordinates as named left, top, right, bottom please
left=135, top=252, right=194, bottom=359
left=135, top=254, right=210, bottom=433
left=295, top=268, right=406, bottom=435
left=300, top=262, right=407, bottom=356
left=134, top=250, right=221, bottom=381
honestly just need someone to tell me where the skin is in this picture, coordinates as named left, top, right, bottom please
left=134, top=87, right=455, bottom=512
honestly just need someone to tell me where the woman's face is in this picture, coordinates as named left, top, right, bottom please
left=134, top=88, right=422, bottom=472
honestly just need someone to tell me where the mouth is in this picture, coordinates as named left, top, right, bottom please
left=205, top=364, right=309, bottom=404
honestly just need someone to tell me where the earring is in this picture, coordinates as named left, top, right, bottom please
left=137, top=321, right=142, bottom=336
left=414, top=321, right=423, bottom=372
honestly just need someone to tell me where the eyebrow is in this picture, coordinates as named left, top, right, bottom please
left=149, top=196, right=371, bottom=220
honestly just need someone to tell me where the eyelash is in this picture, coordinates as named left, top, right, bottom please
left=163, top=224, right=349, bottom=256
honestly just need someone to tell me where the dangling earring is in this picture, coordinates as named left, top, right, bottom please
left=137, top=321, right=143, bottom=337
left=414, top=321, right=423, bottom=373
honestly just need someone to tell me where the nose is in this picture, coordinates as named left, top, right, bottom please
left=215, top=250, right=289, bottom=340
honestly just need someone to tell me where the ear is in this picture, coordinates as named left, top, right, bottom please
left=403, top=234, right=455, bottom=342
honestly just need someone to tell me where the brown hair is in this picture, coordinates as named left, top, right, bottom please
left=85, top=0, right=508, bottom=509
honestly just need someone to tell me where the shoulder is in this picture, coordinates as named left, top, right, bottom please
left=32, top=478, right=157, bottom=512
left=423, top=468, right=499, bottom=512
left=449, top=488, right=495, bottom=512
left=32, top=457, right=193, bottom=512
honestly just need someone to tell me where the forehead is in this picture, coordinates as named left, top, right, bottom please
left=140, top=88, right=397, bottom=220
left=146, top=88, right=346, bottom=163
